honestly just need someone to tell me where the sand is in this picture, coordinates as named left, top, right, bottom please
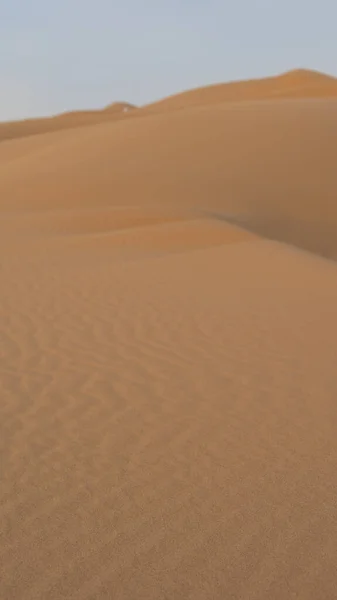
left=141, top=68, right=337, bottom=113
left=1, top=70, right=337, bottom=599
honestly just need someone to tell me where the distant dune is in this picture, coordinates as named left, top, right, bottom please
left=1, top=71, right=337, bottom=259
left=103, top=101, right=136, bottom=113
left=0, top=102, right=138, bottom=143
left=1, top=69, right=337, bottom=599
left=2, top=68, right=337, bottom=143
left=142, top=68, right=337, bottom=113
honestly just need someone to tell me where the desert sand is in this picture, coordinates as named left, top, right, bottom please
left=1, top=69, right=337, bottom=599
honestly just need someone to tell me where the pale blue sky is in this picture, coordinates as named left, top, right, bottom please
left=1, top=0, right=336, bottom=120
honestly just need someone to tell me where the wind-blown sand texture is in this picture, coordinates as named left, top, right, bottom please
left=1, top=69, right=337, bottom=599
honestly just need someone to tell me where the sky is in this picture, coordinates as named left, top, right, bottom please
left=1, top=0, right=336, bottom=121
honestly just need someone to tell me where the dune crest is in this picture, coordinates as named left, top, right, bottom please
left=141, top=68, right=337, bottom=113
left=103, top=101, right=136, bottom=113
left=276, top=67, right=336, bottom=83
left=0, top=102, right=138, bottom=144
left=1, top=68, right=337, bottom=143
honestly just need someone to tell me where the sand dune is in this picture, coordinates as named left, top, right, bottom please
left=142, top=68, right=337, bottom=113
left=1, top=70, right=337, bottom=599
left=0, top=103, right=137, bottom=144
left=2, top=68, right=336, bottom=144
left=1, top=90, right=337, bottom=259
left=103, top=102, right=136, bottom=113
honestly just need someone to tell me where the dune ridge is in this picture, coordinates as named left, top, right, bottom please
left=0, top=102, right=137, bottom=143
left=141, top=68, right=337, bottom=113
left=1, top=68, right=336, bottom=143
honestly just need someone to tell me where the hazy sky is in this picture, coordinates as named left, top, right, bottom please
left=1, top=0, right=336, bottom=120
